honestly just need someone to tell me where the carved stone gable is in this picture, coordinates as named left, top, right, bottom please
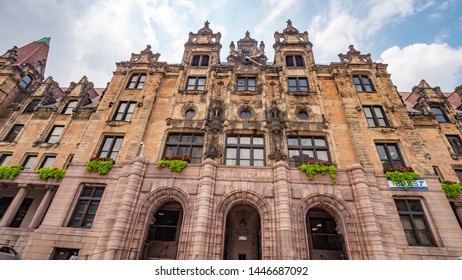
left=338, top=45, right=372, bottom=64
left=273, top=19, right=310, bottom=47
left=130, top=45, right=160, bottom=64
left=227, top=31, right=267, bottom=66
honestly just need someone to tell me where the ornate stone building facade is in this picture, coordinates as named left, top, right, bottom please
left=0, top=21, right=461, bottom=260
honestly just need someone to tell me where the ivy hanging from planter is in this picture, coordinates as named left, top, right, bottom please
left=37, top=167, right=67, bottom=181
left=0, top=165, right=21, bottom=180
left=157, top=155, right=191, bottom=173
left=86, top=157, right=115, bottom=175
left=384, top=167, right=420, bottom=190
left=440, top=181, right=462, bottom=199
left=298, top=160, right=337, bottom=183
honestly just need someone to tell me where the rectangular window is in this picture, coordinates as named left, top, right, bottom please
left=0, top=153, right=12, bottom=166
left=3, top=124, right=24, bottom=142
left=69, top=186, right=104, bottom=228
left=23, top=100, right=40, bottom=113
left=363, top=105, right=389, bottom=127
left=288, top=136, right=330, bottom=167
left=0, top=197, right=13, bottom=220
left=375, top=143, right=404, bottom=168
left=225, top=135, right=265, bottom=166
left=237, top=77, right=256, bottom=91
left=353, top=75, right=375, bottom=92
left=62, top=100, right=78, bottom=115
left=191, top=55, right=209, bottom=67
left=394, top=199, right=435, bottom=246
left=22, top=154, right=37, bottom=170
left=127, top=73, right=147, bottom=89
left=163, top=133, right=204, bottom=164
left=113, top=101, right=136, bottom=121
left=39, top=155, right=56, bottom=168
left=288, top=77, right=309, bottom=92
left=45, top=125, right=64, bottom=144
left=97, top=136, right=124, bottom=160
left=186, top=77, right=206, bottom=91
left=9, top=198, right=33, bottom=228
left=285, top=55, right=304, bottom=67
left=447, top=135, right=462, bottom=156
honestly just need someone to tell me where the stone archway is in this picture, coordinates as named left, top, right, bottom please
left=143, top=201, right=183, bottom=260
left=306, top=208, right=345, bottom=260
left=223, top=204, right=261, bottom=260
left=297, top=194, right=362, bottom=260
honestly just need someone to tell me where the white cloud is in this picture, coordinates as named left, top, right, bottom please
left=254, top=0, right=299, bottom=37
left=70, top=0, right=159, bottom=86
left=380, top=43, right=462, bottom=91
left=309, top=0, right=417, bottom=63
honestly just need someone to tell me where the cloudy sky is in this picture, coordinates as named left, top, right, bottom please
left=1, top=0, right=461, bottom=92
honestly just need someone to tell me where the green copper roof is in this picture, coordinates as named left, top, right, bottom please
left=35, top=37, right=51, bottom=46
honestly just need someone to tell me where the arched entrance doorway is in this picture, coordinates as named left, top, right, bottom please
left=143, top=201, right=183, bottom=260
left=306, top=208, right=346, bottom=260
left=223, top=204, right=261, bottom=260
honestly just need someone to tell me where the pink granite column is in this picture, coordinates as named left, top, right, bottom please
left=273, top=161, right=295, bottom=259
left=103, top=157, right=147, bottom=260
left=189, top=158, right=216, bottom=259
left=348, top=164, right=386, bottom=259
left=28, top=186, right=55, bottom=229
left=0, top=184, right=28, bottom=227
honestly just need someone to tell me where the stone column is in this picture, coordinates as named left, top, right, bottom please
left=28, top=186, right=55, bottom=229
left=348, top=164, right=386, bottom=259
left=0, top=184, right=28, bottom=227
left=189, top=158, right=216, bottom=259
left=273, top=161, right=295, bottom=259
left=103, top=157, right=147, bottom=260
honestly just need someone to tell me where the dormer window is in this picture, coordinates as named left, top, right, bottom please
left=19, top=74, right=33, bottom=89
left=285, top=55, right=304, bottom=67
left=62, top=100, right=78, bottom=115
left=431, top=106, right=449, bottom=123
left=191, top=55, right=209, bottom=67
left=127, top=73, right=147, bottom=89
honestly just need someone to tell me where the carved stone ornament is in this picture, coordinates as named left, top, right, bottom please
left=130, top=45, right=161, bottom=63
left=269, top=149, right=287, bottom=161
left=227, top=31, right=267, bottom=66
left=338, top=45, right=372, bottom=64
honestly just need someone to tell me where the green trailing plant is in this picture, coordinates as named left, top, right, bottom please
left=37, top=167, right=67, bottom=181
left=86, top=157, right=115, bottom=175
left=298, top=160, right=337, bottom=183
left=384, top=167, right=420, bottom=190
left=157, top=155, right=190, bottom=173
left=440, top=181, right=462, bottom=199
left=0, top=165, right=21, bottom=180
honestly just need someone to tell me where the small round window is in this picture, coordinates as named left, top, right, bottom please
left=185, top=109, right=196, bottom=118
left=240, top=109, right=252, bottom=119
left=297, top=110, right=309, bottom=120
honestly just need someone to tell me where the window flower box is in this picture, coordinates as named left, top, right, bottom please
left=157, top=156, right=190, bottom=173
left=0, top=165, right=21, bottom=180
left=86, top=157, right=115, bottom=175
left=384, top=167, right=421, bottom=190
left=441, top=181, right=462, bottom=199
left=37, top=167, right=66, bottom=181
left=298, top=160, right=337, bottom=183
